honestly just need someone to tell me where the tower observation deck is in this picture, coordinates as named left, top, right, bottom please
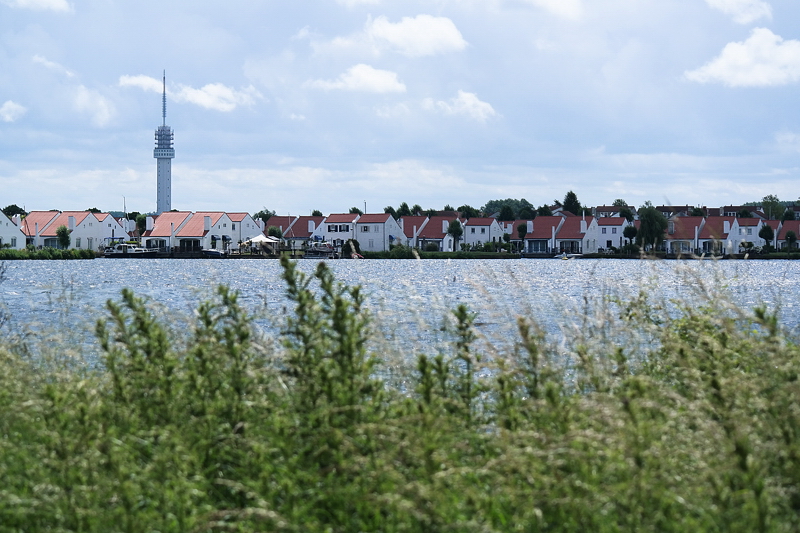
left=154, top=71, right=174, bottom=214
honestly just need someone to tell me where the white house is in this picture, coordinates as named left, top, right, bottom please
left=174, top=212, right=237, bottom=251
left=20, top=211, right=127, bottom=251
left=284, top=215, right=325, bottom=251
left=729, top=217, right=763, bottom=252
left=398, top=216, right=429, bottom=248
left=228, top=212, right=266, bottom=245
left=355, top=213, right=403, bottom=252
left=141, top=211, right=194, bottom=251
left=20, top=211, right=61, bottom=247
left=310, top=213, right=359, bottom=248
left=463, top=217, right=504, bottom=248
left=0, top=212, right=26, bottom=249
left=697, top=216, right=735, bottom=255
left=519, top=216, right=564, bottom=254
left=663, top=216, right=705, bottom=254
left=583, top=217, right=630, bottom=253
left=416, top=216, right=462, bottom=251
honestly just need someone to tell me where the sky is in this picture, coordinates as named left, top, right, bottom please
left=1, top=0, right=800, bottom=216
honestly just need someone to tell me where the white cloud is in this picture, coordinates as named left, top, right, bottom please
left=705, top=0, right=772, bottom=24
left=366, top=15, right=468, bottom=57
left=519, top=0, right=583, bottom=20
left=684, top=28, right=800, bottom=86
left=0, top=100, right=27, bottom=122
left=0, top=0, right=70, bottom=11
left=32, top=55, right=75, bottom=77
left=172, top=83, right=260, bottom=112
left=307, top=64, right=406, bottom=93
left=422, top=90, right=497, bottom=122
left=73, top=85, right=115, bottom=127
left=119, top=75, right=261, bottom=111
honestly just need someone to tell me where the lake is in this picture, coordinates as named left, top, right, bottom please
left=2, top=258, right=799, bottom=365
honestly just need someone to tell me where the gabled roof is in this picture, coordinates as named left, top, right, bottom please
left=526, top=216, right=563, bottom=239
left=227, top=212, right=251, bottom=223
left=176, top=212, right=226, bottom=237
left=325, top=213, right=359, bottom=224
left=264, top=216, right=297, bottom=232
left=666, top=216, right=704, bottom=240
left=555, top=216, right=584, bottom=239
left=20, top=211, right=61, bottom=236
left=40, top=211, right=93, bottom=236
left=735, top=218, right=761, bottom=227
left=399, top=216, right=428, bottom=238
left=357, top=213, right=393, bottom=224
left=777, top=220, right=800, bottom=240
left=284, top=216, right=324, bottom=239
left=418, top=216, right=458, bottom=239
left=698, top=216, right=734, bottom=240
left=143, top=211, right=193, bottom=238
left=597, top=216, right=627, bottom=226
left=509, top=219, right=535, bottom=239
left=464, top=217, right=496, bottom=227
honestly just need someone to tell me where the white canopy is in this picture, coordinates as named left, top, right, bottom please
left=245, top=234, right=280, bottom=244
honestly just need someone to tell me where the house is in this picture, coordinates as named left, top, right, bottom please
left=398, top=216, right=429, bottom=248
left=310, top=213, right=359, bottom=248
left=355, top=213, right=403, bottom=252
left=262, top=216, right=296, bottom=238
left=664, top=216, right=705, bottom=255
left=416, top=215, right=462, bottom=252
left=761, top=220, right=781, bottom=249
left=519, top=216, right=564, bottom=254
left=141, top=211, right=193, bottom=250
left=0, top=212, right=26, bottom=249
left=656, top=206, right=693, bottom=218
left=20, top=211, right=60, bottom=247
left=554, top=216, right=586, bottom=254
left=729, top=217, right=763, bottom=252
left=593, top=205, right=635, bottom=218
left=697, top=216, right=735, bottom=255
left=462, top=217, right=504, bottom=248
left=284, top=215, right=325, bottom=251
left=227, top=213, right=266, bottom=245
left=173, top=212, right=237, bottom=252
left=777, top=220, right=800, bottom=250
left=584, top=217, right=630, bottom=253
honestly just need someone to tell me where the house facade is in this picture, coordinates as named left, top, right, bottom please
left=555, top=216, right=586, bottom=254
left=141, top=211, right=193, bottom=250
left=664, top=216, right=705, bottom=254
left=584, top=217, right=630, bottom=253
left=310, top=213, right=359, bottom=248
left=520, top=216, right=564, bottom=254
left=416, top=216, right=461, bottom=252
left=697, top=216, right=735, bottom=255
left=284, top=215, right=325, bottom=251
left=0, top=212, right=26, bottom=249
left=463, top=217, right=503, bottom=248
left=355, top=213, right=403, bottom=252
left=21, top=211, right=127, bottom=251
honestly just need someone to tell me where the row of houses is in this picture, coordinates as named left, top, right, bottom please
left=2, top=207, right=798, bottom=255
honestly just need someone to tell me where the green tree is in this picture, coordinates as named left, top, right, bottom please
left=384, top=206, right=397, bottom=219
left=537, top=205, right=553, bottom=217
left=311, top=209, right=323, bottom=217
left=518, top=205, right=535, bottom=219
left=396, top=202, right=412, bottom=217
left=86, top=207, right=101, bottom=213
left=253, top=208, right=275, bottom=225
left=1, top=204, right=26, bottom=218
left=782, top=209, right=795, bottom=221
left=447, top=219, right=463, bottom=252
left=738, top=208, right=753, bottom=218
left=56, top=225, right=71, bottom=249
left=267, top=226, right=283, bottom=239
left=623, top=224, right=638, bottom=244
left=457, top=205, right=480, bottom=219
left=425, top=208, right=438, bottom=217
left=562, top=191, right=582, bottom=216
left=619, top=206, right=635, bottom=222
left=690, top=207, right=705, bottom=217
left=759, top=224, right=775, bottom=251
left=498, top=205, right=515, bottom=221
left=349, top=207, right=363, bottom=215
left=136, top=214, right=147, bottom=237
left=443, top=204, right=455, bottom=212
left=761, top=194, right=783, bottom=220
left=127, top=211, right=141, bottom=221
left=411, top=204, right=423, bottom=216
left=636, top=205, right=667, bottom=251
left=786, top=231, right=797, bottom=253
left=612, top=198, right=628, bottom=207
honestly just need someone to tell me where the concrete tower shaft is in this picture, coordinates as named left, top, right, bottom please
left=154, top=71, right=174, bottom=214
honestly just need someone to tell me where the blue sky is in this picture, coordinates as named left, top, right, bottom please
left=1, top=0, right=799, bottom=215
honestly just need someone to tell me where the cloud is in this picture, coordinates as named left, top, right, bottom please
left=684, top=28, right=800, bottom=86
left=119, top=75, right=261, bottom=111
left=307, top=64, right=406, bottom=93
left=32, top=54, right=75, bottom=77
left=519, top=0, right=583, bottom=20
left=705, top=0, right=772, bottom=24
left=366, top=15, right=468, bottom=57
left=73, top=85, right=115, bottom=127
left=422, top=90, right=497, bottom=122
left=0, top=0, right=70, bottom=11
left=0, top=100, right=27, bottom=122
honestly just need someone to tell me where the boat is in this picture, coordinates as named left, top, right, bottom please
left=305, top=241, right=336, bottom=259
left=554, top=252, right=583, bottom=260
left=202, top=249, right=227, bottom=258
left=103, top=243, right=159, bottom=258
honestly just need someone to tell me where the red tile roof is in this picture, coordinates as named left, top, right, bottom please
left=20, top=211, right=61, bottom=236
left=778, top=220, right=800, bottom=240
left=555, top=216, right=584, bottom=239
left=418, top=216, right=458, bottom=239
left=357, top=213, right=392, bottom=224
left=176, top=212, right=225, bottom=237
left=464, top=217, right=496, bottom=226
left=325, top=213, right=359, bottom=223
left=527, top=216, right=562, bottom=239
left=144, top=211, right=193, bottom=238
left=597, top=217, right=627, bottom=226
left=40, top=211, right=92, bottom=236
left=284, top=216, right=324, bottom=239
left=666, top=216, right=704, bottom=240
left=698, top=216, right=734, bottom=240
left=399, top=216, right=428, bottom=238
left=265, top=216, right=296, bottom=233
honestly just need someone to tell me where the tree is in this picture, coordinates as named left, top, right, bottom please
left=411, top=204, right=423, bottom=216
left=690, top=207, right=705, bottom=217
left=136, top=214, right=147, bottom=237
left=518, top=205, right=535, bottom=219
left=396, top=202, right=412, bottom=217
left=562, top=191, right=582, bottom=216
left=1, top=204, right=26, bottom=218
left=537, top=205, right=553, bottom=217
left=311, top=209, right=323, bottom=217
left=619, top=207, right=634, bottom=222
left=447, top=219, right=463, bottom=252
left=56, top=225, right=71, bottom=249
left=253, top=208, right=275, bottom=225
left=759, top=224, right=775, bottom=251
left=738, top=208, right=753, bottom=218
left=349, top=207, right=363, bottom=215
left=267, top=226, right=283, bottom=239
left=425, top=208, right=438, bottom=217
left=498, top=205, right=515, bottom=221
left=623, top=225, right=638, bottom=244
left=384, top=206, right=397, bottom=219
left=761, top=194, right=783, bottom=220
left=786, top=231, right=797, bottom=253
left=457, top=205, right=480, bottom=219
left=443, top=204, right=455, bottom=212
left=636, top=205, right=667, bottom=251
left=517, top=223, right=527, bottom=251
left=86, top=207, right=101, bottom=213
left=612, top=199, right=628, bottom=207
left=782, top=209, right=795, bottom=222
left=127, top=211, right=141, bottom=221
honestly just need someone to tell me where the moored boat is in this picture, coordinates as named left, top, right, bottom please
left=103, top=243, right=159, bottom=258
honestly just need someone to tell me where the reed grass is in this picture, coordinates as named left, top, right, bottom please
left=1, top=256, right=799, bottom=532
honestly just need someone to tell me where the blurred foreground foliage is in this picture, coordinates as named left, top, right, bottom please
left=2, top=257, right=800, bottom=532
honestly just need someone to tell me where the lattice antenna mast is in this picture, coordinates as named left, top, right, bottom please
left=162, top=70, right=167, bottom=127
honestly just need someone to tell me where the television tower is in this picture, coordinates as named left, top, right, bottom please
left=154, top=71, right=174, bottom=214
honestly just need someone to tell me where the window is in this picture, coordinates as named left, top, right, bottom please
left=361, top=226, right=370, bottom=232
left=339, top=224, right=349, bottom=232
left=75, top=238, right=81, bottom=248
left=328, top=225, right=338, bottom=232
left=481, top=228, right=486, bottom=234
left=232, top=223, right=236, bottom=230
left=471, top=228, right=475, bottom=234
left=747, top=228, right=752, bottom=235
left=602, top=228, right=607, bottom=234
left=11, top=238, right=16, bottom=247
left=612, top=228, right=617, bottom=234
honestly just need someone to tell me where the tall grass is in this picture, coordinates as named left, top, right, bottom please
left=1, top=257, right=800, bottom=532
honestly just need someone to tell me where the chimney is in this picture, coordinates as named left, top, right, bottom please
left=724, top=220, right=730, bottom=234
left=204, top=216, right=211, bottom=232
left=442, top=220, right=448, bottom=233
left=146, top=216, right=154, bottom=231
left=12, top=215, right=20, bottom=226
left=308, top=220, right=315, bottom=232
left=527, top=220, right=533, bottom=234
left=68, top=216, right=75, bottom=230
